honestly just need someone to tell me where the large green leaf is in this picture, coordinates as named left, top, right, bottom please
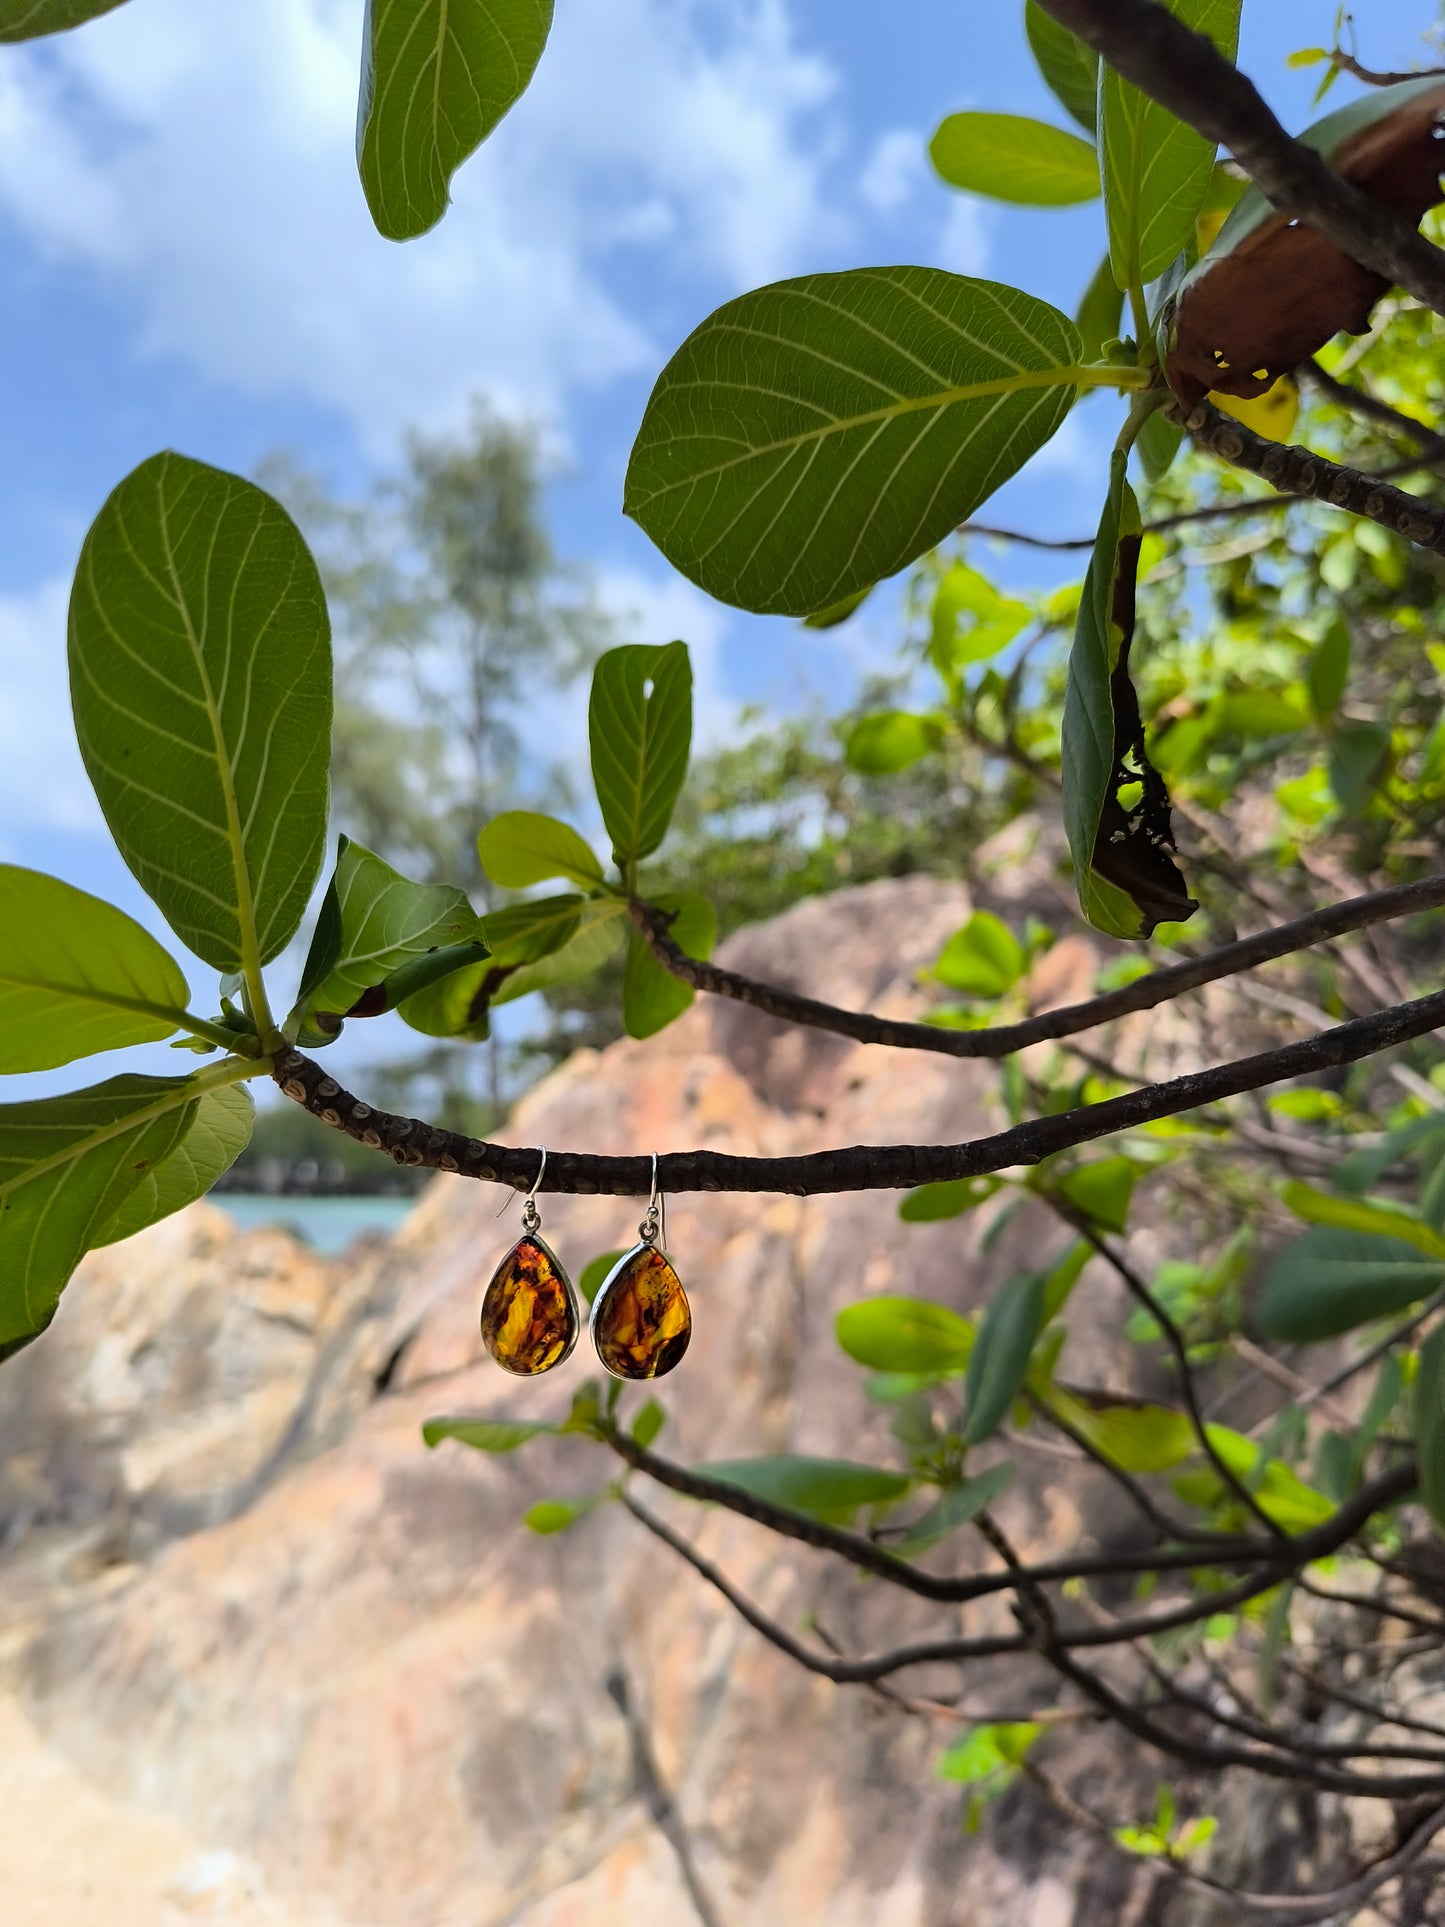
left=357, top=0, right=554, bottom=241
left=0, top=865, right=192, bottom=1073
left=624, top=268, right=1083, bottom=618
left=1100, top=0, right=1242, bottom=288
left=700, top=1455, right=910, bottom=1524
left=0, top=0, right=127, bottom=37
left=94, top=1084, right=254, bottom=1246
left=1256, top=1228, right=1445, bottom=1342
left=964, top=1269, right=1048, bottom=1445
left=68, top=453, right=332, bottom=977
left=1060, top=448, right=1195, bottom=939
left=1414, top=1324, right=1445, bottom=1532
left=477, top=811, right=605, bottom=889
left=622, top=892, right=716, bottom=1040
left=837, top=1295, right=976, bottom=1374
left=0, top=1074, right=206, bottom=1352
left=589, top=642, right=692, bottom=872
left=298, top=837, right=483, bottom=1021
left=931, top=113, right=1098, bottom=205
left=1025, top=0, right=1099, bottom=132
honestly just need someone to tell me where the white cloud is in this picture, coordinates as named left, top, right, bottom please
left=934, top=196, right=992, bottom=276
left=0, top=0, right=841, bottom=452
left=858, top=129, right=926, bottom=216
left=0, top=576, right=100, bottom=847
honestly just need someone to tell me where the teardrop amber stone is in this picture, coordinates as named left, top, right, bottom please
left=591, top=1243, right=691, bottom=1380
left=481, top=1235, right=579, bottom=1375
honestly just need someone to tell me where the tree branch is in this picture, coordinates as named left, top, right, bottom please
left=271, top=976, right=1445, bottom=1196
left=629, top=875, right=1445, bottom=1067
left=1031, top=0, right=1445, bottom=317
left=1174, top=399, right=1445, bottom=554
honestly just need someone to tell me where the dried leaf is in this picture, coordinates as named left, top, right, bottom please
left=1163, top=78, right=1445, bottom=408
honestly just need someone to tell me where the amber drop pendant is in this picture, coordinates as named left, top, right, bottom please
left=590, top=1242, right=691, bottom=1381
left=481, top=1233, right=580, bottom=1375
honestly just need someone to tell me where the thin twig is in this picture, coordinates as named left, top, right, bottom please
left=629, top=873, right=1445, bottom=1069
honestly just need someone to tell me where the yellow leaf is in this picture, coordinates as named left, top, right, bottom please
left=1212, top=377, right=1299, bottom=442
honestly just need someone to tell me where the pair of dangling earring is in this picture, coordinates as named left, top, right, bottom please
left=480, top=1152, right=692, bottom=1382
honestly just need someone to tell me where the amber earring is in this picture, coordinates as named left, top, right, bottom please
left=590, top=1155, right=692, bottom=1381
left=480, top=1150, right=581, bottom=1376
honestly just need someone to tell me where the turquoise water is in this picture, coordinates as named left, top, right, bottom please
left=211, top=1194, right=418, bottom=1255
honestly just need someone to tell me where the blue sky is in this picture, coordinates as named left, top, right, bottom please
left=0, top=0, right=1436, bottom=1092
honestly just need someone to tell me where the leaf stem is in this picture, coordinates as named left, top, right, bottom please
left=179, top=1013, right=262, bottom=1054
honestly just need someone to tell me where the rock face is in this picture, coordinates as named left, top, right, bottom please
left=1, top=874, right=1232, bottom=1925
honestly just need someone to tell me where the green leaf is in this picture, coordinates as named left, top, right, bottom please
left=1256, top=1227, right=1445, bottom=1342
left=477, top=811, right=605, bottom=889
left=700, top=1455, right=910, bottom=1523
left=0, top=0, right=127, bottom=37
left=631, top=1398, right=667, bottom=1450
left=622, top=892, right=716, bottom=1040
left=1328, top=719, right=1391, bottom=816
left=579, top=1250, right=626, bottom=1306
left=0, top=1073, right=206, bottom=1351
left=1075, top=253, right=1124, bottom=362
left=1414, top=1324, right=1445, bottom=1532
left=357, top=0, right=554, bottom=241
left=0, top=865, right=193, bottom=1072
left=1306, top=619, right=1351, bottom=723
left=1100, top=0, right=1242, bottom=288
left=937, top=1720, right=1041, bottom=1784
left=933, top=911, right=1024, bottom=998
left=1061, top=449, right=1194, bottom=938
left=524, top=1496, right=602, bottom=1534
left=624, top=268, right=1083, bottom=618
left=929, top=562, right=1030, bottom=671
left=93, top=1084, right=254, bottom=1246
left=930, top=113, right=1099, bottom=205
left=893, top=1462, right=1015, bottom=1556
left=1280, top=1181, right=1445, bottom=1259
left=1044, top=1388, right=1195, bottom=1471
left=1054, top=1156, right=1136, bottom=1233
left=589, top=642, right=692, bottom=870
left=298, top=837, right=484, bottom=1020
left=68, top=452, right=332, bottom=976
left=1196, top=1427, right=1335, bottom=1532
left=964, top=1269, right=1048, bottom=1445
left=422, top=1416, right=559, bottom=1452
left=803, top=585, right=873, bottom=629
left=844, top=711, right=944, bottom=775
left=899, top=1175, right=1004, bottom=1223
left=1136, top=406, right=1184, bottom=483
left=1025, top=0, right=1099, bottom=131
left=836, top=1296, right=976, bottom=1374
left=490, top=898, right=627, bottom=1006
left=397, top=892, right=588, bottom=1038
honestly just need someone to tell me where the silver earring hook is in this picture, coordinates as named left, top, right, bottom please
left=496, top=1148, right=547, bottom=1231
left=640, top=1152, right=664, bottom=1247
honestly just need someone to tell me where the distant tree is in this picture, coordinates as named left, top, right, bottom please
left=263, top=407, right=610, bottom=1122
